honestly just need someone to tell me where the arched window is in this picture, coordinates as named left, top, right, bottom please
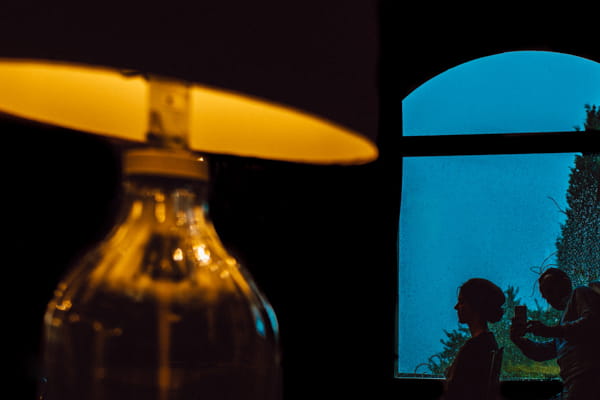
left=396, top=51, right=600, bottom=380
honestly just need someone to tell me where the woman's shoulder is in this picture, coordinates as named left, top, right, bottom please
left=466, top=331, right=498, bottom=352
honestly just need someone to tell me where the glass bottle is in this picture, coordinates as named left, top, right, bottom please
left=38, top=77, right=282, bottom=400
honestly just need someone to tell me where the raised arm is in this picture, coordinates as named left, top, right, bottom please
left=510, top=319, right=557, bottom=362
left=511, top=336, right=557, bottom=362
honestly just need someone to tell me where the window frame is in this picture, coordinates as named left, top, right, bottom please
left=390, top=63, right=600, bottom=392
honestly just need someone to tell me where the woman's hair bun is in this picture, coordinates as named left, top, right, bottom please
left=460, top=278, right=506, bottom=323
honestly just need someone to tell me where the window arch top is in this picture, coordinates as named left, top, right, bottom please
left=403, top=51, right=600, bottom=136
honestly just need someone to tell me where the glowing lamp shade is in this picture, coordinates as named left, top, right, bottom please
left=0, top=59, right=378, bottom=164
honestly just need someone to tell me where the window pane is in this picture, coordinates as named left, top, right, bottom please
left=402, top=51, right=600, bottom=136
left=397, top=153, right=587, bottom=379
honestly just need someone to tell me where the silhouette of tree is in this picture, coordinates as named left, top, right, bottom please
left=556, top=104, right=600, bottom=287
left=583, top=104, right=600, bottom=131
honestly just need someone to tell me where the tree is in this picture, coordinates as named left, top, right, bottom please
left=556, top=104, right=600, bottom=287
left=583, top=104, right=600, bottom=131
left=425, top=286, right=560, bottom=379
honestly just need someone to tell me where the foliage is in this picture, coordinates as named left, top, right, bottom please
left=556, top=104, right=600, bottom=287
left=574, top=104, right=600, bottom=131
left=425, top=286, right=561, bottom=379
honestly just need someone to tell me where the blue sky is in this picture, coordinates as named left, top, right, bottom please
left=397, top=51, right=600, bottom=374
left=404, top=51, right=600, bottom=135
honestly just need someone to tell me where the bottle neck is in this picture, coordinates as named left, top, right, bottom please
left=118, top=147, right=212, bottom=229
left=120, top=175, right=210, bottom=229
left=90, top=147, right=232, bottom=291
left=98, top=173, right=228, bottom=289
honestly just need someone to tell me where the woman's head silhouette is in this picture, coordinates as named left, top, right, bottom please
left=457, top=278, right=505, bottom=324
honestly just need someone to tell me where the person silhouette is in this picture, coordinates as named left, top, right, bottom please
left=443, top=278, right=506, bottom=400
left=510, top=268, right=600, bottom=400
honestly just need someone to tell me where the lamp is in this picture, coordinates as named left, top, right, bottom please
left=0, top=59, right=377, bottom=164
left=0, top=57, right=377, bottom=400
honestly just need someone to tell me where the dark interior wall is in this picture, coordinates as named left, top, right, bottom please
left=4, top=2, right=600, bottom=400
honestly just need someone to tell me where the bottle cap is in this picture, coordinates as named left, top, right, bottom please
left=124, top=148, right=208, bottom=181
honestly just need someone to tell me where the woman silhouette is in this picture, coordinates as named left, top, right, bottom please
left=443, top=278, right=506, bottom=400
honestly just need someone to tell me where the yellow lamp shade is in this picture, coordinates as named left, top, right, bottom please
left=0, top=59, right=378, bottom=164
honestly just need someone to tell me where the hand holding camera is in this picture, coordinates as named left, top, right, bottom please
left=511, top=305, right=560, bottom=339
left=510, top=305, right=528, bottom=340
